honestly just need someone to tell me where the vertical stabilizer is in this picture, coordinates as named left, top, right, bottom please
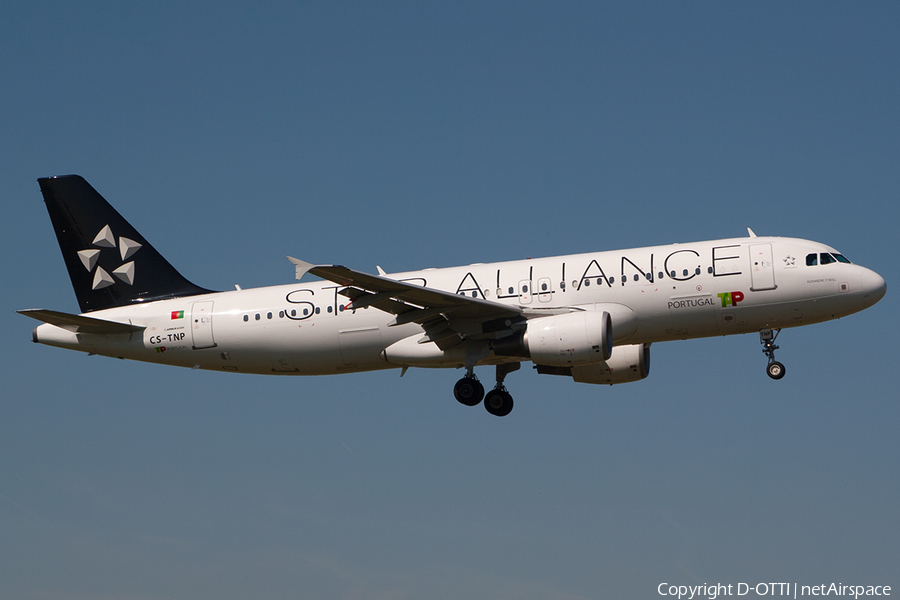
left=38, top=175, right=213, bottom=313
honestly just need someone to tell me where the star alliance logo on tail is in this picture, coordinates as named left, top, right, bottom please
left=76, top=224, right=142, bottom=290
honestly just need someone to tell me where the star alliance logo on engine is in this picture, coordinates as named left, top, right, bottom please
left=76, top=224, right=142, bottom=290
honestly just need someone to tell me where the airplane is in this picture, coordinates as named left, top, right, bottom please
left=19, top=175, right=886, bottom=416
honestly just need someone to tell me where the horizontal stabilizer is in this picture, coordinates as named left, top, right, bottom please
left=17, top=309, right=145, bottom=335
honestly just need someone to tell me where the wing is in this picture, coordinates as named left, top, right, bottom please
left=288, top=257, right=563, bottom=349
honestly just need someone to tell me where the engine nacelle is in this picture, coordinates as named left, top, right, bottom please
left=569, top=343, right=650, bottom=385
left=494, top=310, right=612, bottom=367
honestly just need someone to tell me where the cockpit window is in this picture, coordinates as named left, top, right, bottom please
left=807, top=252, right=851, bottom=266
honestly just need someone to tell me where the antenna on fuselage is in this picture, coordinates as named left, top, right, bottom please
left=747, top=227, right=758, bottom=238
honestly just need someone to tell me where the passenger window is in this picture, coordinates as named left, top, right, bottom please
left=560, top=282, right=566, bottom=290
left=315, top=307, right=321, bottom=314
left=291, top=309, right=296, bottom=317
left=621, top=276, right=627, bottom=283
left=659, top=272, right=665, bottom=279
left=634, top=274, right=639, bottom=282
left=303, top=308, right=308, bottom=316
left=255, top=313, right=260, bottom=321
left=541, top=283, right=548, bottom=291
left=327, top=306, right=333, bottom=313
left=267, top=312, right=272, bottom=319
left=508, top=287, right=514, bottom=295
left=820, top=253, right=836, bottom=265
left=584, top=279, right=590, bottom=287
left=806, top=253, right=817, bottom=266
left=695, top=268, right=701, bottom=275
left=243, top=314, right=249, bottom=322
left=279, top=311, right=284, bottom=318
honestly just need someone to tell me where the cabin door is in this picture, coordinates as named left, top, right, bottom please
left=191, top=301, right=217, bottom=349
left=749, top=244, right=777, bottom=291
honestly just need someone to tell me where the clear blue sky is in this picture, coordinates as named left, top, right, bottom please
left=2, top=3, right=898, bottom=599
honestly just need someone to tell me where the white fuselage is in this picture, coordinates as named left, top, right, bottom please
left=33, top=236, right=885, bottom=376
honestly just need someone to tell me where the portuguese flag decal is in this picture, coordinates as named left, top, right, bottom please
left=171, top=310, right=184, bottom=320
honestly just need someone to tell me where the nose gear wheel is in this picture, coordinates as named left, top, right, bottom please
left=760, top=328, right=786, bottom=380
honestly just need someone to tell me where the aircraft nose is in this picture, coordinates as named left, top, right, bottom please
left=859, top=267, right=886, bottom=308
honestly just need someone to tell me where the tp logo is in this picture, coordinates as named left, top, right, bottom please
left=718, top=291, right=744, bottom=307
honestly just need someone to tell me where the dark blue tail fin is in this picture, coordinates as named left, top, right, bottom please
left=38, top=175, right=214, bottom=313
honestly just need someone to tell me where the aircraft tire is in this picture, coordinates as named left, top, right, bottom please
left=484, top=389, right=514, bottom=417
left=454, top=377, right=484, bottom=406
left=767, top=361, right=786, bottom=380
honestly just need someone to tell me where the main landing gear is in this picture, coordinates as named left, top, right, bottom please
left=760, top=328, right=786, bottom=380
left=453, top=372, right=484, bottom=406
left=453, top=363, right=520, bottom=417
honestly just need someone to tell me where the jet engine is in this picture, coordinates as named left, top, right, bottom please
left=534, top=343, right=650, bottom=385
left=493, top=310, right=612, bottom=367
left=570, top=343, right=650, bottom=385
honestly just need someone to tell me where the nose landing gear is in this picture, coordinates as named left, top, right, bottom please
left=760, top=328, right=786, bottom=380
